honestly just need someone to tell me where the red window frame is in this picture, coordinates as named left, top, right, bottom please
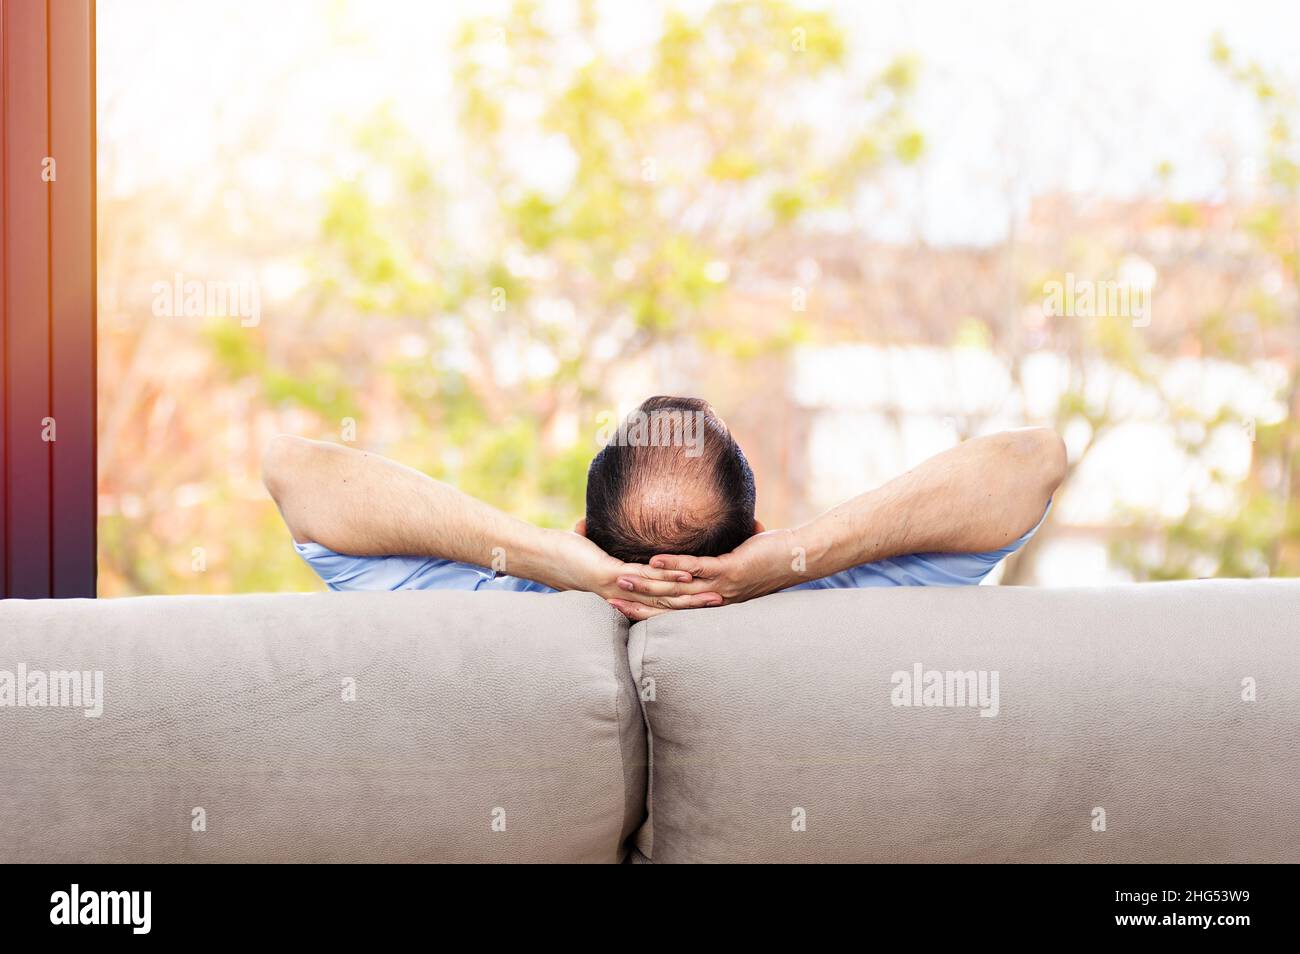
left=1, top=0, right=95, bottom=598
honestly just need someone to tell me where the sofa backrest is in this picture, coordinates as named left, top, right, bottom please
left=0, top=590, right=644, bottom=863
left=628, top=580, right=1300, bottom=863
left=6, top=579, right=1297, bottom=863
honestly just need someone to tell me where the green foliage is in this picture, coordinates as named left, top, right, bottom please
left=254, top=0, right=920, bottom=535
left=951, top=317, right=992, bottom=350
left=1104, top=38, right=1300, bottom=581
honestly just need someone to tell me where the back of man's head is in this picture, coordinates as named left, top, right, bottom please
left=584, top=395, right=756, bottom=564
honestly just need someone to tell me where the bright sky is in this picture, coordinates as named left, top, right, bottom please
left=99, top=0, right=1299, bottom=244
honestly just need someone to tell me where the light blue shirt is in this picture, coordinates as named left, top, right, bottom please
left=296, top=502, right=1050, bottom=593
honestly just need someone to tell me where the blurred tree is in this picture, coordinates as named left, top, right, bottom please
left=96, top=0, right=921, bottom=595
left=1107, top=37, right=1299, bottom=580
left=297, top=0, right=921, bottom=529
left=92, top=2, right=1300, bottom=596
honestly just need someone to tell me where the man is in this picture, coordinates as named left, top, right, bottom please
left=263, top=395, right=1066, bottom=618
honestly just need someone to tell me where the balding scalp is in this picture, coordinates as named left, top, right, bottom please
left=585, top=396, right=756, bottom=564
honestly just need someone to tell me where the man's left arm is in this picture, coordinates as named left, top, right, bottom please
left=262, top=435, right=716, bottom=606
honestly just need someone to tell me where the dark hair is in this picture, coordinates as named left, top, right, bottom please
left=584, top=396, right=756, bottom=564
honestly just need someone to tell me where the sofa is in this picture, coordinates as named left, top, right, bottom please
left=2, top=579, right=1297, bottom=863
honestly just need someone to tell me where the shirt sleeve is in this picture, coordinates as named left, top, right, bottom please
left=785, top=499, right=1051, bottom=591
left=294, top=542, right=555, bottom=593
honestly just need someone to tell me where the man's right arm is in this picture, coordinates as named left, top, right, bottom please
left=610, top=428, right=1065, bottom=617
left=787, top=426, right=1066, bottom=580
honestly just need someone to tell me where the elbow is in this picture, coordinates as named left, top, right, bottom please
left=261, top=434, right=311, bottom=502
left=262, top=434, right=321, bottom=544
left=1026, top=427, right=1067, bottom=496
left=999, top=427, right=1066, bottom=499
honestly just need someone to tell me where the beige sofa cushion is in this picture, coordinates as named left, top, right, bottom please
left=0, top=590, right=644, bottom=863
left=629, top=580, right=1300, bottom=863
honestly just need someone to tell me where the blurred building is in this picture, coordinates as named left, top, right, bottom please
left=695, top=194, right=1294, bottom=584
